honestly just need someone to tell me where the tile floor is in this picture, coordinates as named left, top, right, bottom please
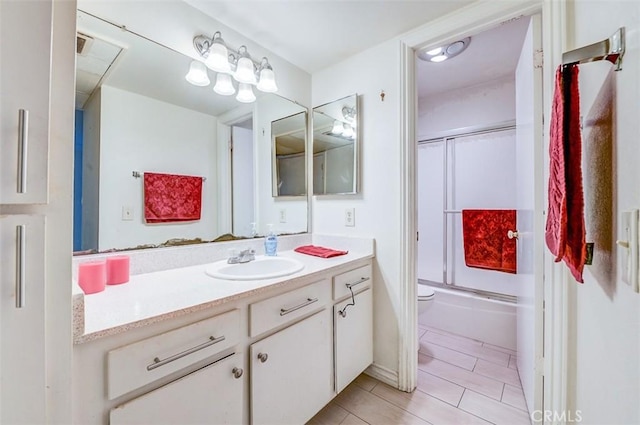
left=307, top=325, right=531, bottom=425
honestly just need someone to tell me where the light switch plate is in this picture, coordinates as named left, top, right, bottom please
left=279, top=209, right=287, bottom=223
left=618, top=209, right=639, bottom=292
left=345, top=208, right=355, bottom=227
left=122, top=206, right=133, bottom=221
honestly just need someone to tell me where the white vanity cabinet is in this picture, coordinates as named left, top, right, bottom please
left=249, top=279, right=333, bottom=425
left=110, top=353, right=244, bottom=425
left=250, top=309, right=333, bottom=425
left=0, top=0, right=52, bottom=204
left=332, top=265, right=373, bottom=393
left=73, top=258, right=375, bottom=425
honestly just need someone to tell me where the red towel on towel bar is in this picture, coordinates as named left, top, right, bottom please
left=143, top=172, right=203, bottom=223
left=294, top=245, right=348, bottom=258
left=545, top=65, right=586, bottom=283
left=461, top=209, right=516, bottom=274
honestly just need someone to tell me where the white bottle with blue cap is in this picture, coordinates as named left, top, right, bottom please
left=264, top=224, right=278, bottom=256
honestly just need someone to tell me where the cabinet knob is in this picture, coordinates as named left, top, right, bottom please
left=257, top=352, right=268, bottom=363
left=232, top=367, right=243, bottom=379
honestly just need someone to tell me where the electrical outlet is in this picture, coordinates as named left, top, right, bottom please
left=279, top=209, right=287, bottom=223
left=345, top=208, right=355, bottom=227
left=122, top=206, right=133, bottom=221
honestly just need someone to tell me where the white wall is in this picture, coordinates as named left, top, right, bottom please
left=232, top=126, right=255, bottom=237
left=417, top=77, right=518, bottom=295
left=312, top=39, right=401, bottom=375
left=254, top=95, right=308, bottom=237
left=417, top=77, right=515, bottom=139
left=77, top=0, right=311, bottom=108
left=97, top=86, right=218, bottom=250
left=567, top=1, right=640, bottom=423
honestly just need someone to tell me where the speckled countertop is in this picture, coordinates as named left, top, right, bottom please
left=73, top=235, right=374, bottom=344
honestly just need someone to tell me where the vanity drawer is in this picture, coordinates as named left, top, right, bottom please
left=333, top=264, right=372, bottom=301
left=107, top=309, right=240, bottom=400
left=249, top=280, right=330, bottom=337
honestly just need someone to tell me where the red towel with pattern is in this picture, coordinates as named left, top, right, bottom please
left=294, top=245, right=348, bottom=258
left=143, top=172, right=203, bottom=223
left=462, top=209, right=517, bottom=274
left=545, top=65, right=586, bottom=283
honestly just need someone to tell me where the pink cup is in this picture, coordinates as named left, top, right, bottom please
left=107, top=255, right=130, bottom=285
left=78, top=261, right=106, bottom=294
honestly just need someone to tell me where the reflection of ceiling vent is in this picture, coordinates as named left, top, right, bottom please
left=76, top=33, right=94, bottom=56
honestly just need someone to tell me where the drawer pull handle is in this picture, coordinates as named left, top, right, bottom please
left=15, top=225, right=26, bottom=308
left=232, top=367, right=243, bottom=378
left=279, top=297, right=318, bottom=316
left=146, top=335, right=226, bottom=371
left=257, top=353, right=268, bottom=363
left=345, top=276, right=370, bottom=289
left=17, top=109, right=28, bottom=194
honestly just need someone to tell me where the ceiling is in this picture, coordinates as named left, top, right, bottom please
left=417, top=16, right=531, bottom=98
left=183, top=0, right=475, bottom=74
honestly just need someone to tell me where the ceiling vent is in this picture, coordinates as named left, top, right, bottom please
left=76, top=33, right=94, bottom=56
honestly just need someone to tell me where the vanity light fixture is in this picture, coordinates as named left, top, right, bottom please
left=187, top=31, right=278, bottom=102
left=417, top=37, right=471, bottom=63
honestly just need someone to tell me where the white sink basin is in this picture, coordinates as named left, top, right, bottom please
left=205, top=256, right=305, bottom=281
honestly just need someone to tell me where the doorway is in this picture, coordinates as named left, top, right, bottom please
left=411, top=13, right=544, bottom=420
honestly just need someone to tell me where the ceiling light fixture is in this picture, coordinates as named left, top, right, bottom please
left=417, top=37, right=471, bottom=63
left=187, top=31, right=278, bottom=102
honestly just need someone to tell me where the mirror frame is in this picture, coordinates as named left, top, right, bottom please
left=271, top=111, right=309, bottom=198
left=311, top=93, right=360, bottom=196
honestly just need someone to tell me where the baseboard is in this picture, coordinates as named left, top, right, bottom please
left=364, top=363, right=399, bottom=389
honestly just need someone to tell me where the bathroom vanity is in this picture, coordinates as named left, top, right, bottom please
left=72, top=238, right=374, bottom=424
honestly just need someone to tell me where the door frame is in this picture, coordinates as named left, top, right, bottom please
left=397, top=0, right=569, bottom=420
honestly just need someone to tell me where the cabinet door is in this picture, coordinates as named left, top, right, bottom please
left=251, top=309, right=332, bottom=425
left=334, top=287, right=373, bottom=393
left=110, top=353, right=244, bottom=425
left=0, top=0, right=52, bottom=204
left=0, top=215, right=46, bottom=424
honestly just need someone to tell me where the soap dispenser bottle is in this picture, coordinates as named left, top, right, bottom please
left=264, top=224, right=278, bottom=256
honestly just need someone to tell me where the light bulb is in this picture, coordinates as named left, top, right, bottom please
left=236, top=83, right=256, bottom=103
left=205, top=42, right=231, bottom=73
left=185, top=60, right=210, bottom=86
left=426, top=47, right=443, bottom=56
left=331, top=120, right=343, bottom=135
left=213, top=73, right=235, bottom=96
left=233, top=52, right=257, bottom=84
left=342, top=124, right=353, bottom=138
left=430, top=54, right=448, bottom=63
left=257, top=67, right=278, bottom=93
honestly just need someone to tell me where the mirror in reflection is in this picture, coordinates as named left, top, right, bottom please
left=272, top=112, right=308, bottom=197
left=312, top=94, right=359, bottom=195
left=73, top=10, right=308, bottom=253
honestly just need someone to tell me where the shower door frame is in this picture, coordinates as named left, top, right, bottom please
left=418, top=121, right=518, bottom=303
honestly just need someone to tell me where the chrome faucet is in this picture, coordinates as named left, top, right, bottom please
left=228, top=248, right=255, bottom=264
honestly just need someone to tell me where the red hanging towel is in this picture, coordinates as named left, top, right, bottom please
left=545, top=65, right=586, bottom=283
left=461, top=209, right=517, bottom=274
left=143, top=172, right=203, bottom=223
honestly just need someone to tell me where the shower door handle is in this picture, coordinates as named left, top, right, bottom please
left=507, top=230, right=519, bottom=240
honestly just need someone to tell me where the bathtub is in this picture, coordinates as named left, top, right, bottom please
left=418, top=285, right=517, bottom=350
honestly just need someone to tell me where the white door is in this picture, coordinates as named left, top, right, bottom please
left=0, top=215, right=46, bottom=424
left=515, top=14, right=544, bottom=417
left=0, top=0, right=51, bottom=204
left=232, top=126, right=255, bottom=236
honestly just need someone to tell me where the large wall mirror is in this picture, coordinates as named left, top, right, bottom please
left=312, top=94, right=359, bottom=195
left=74, top=10, right=308, bottom=253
